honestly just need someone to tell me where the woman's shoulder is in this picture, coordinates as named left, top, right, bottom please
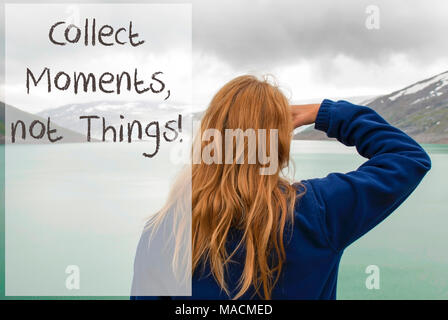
left=292, top=180, right=317, bottom=207
left=293, top=179, right=328, bottom=248
left=291, top=179, right=325, bottom=219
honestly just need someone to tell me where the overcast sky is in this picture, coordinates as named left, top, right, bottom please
left=1, top=0, right=448, bottom=111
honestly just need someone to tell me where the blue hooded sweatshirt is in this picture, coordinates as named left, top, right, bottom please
left=131, top=99, right=431, bottom=300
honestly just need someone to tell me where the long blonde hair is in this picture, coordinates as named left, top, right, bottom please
left=148, top=75, right=305, bottom=299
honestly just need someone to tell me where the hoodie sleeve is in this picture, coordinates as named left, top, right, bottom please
left=305, top=99, right=431, bottom=252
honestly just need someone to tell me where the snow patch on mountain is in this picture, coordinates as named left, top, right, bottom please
left=389, top=71, right=448, bottom=101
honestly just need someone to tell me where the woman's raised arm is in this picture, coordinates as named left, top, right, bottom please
left=296, top=99, right=431, bottom=252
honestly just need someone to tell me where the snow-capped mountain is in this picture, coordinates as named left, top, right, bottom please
left=37, top=100, right=192, bottom=140
left=366, top=71, right=448, bottom=143
left=295, top=71, right=448, bottom=144
left=368, top=71, right=447, bottom=117
left=385, top=72, right=448, bottom=104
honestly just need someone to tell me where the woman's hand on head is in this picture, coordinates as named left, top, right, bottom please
left=290, top=103, right=321, bottom=129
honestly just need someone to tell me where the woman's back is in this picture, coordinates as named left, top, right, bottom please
left=131, top=83, right=431, bottom=300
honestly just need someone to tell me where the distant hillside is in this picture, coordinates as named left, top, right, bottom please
left=0, top=102, right=89, bottom=144
left=295, top=71, right=448, bottom=144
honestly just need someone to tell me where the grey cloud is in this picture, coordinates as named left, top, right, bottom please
left=1, top=0, right=448, bottom=98
left=2, top=0, right=448, bottom=69
left=191, top=0, right=448, bottom=69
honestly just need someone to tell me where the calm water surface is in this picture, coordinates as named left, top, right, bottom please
left=1, top=141, right=447, bottom=298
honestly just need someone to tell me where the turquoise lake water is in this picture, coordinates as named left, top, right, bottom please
left=0, top=141, right=447, bottom=299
